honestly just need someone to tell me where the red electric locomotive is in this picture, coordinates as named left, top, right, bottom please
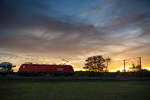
left=18, top=64, right=74, bottom=76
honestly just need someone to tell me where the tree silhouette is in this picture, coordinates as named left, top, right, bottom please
left=83, top=55, right=106, bottom=72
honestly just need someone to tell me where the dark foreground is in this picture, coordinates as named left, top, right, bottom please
left=0, top=79, right=150, bottom=100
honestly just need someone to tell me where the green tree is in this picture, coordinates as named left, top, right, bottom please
left=83, top=55, right=106, bottom=72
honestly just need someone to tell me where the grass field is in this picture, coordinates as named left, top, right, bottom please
left=0, top=80, right=150, bottom=100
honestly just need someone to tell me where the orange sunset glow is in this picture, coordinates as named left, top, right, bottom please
left=1, top=55, right=150, bottom=72
left=0, top=0, right=150, bottom=72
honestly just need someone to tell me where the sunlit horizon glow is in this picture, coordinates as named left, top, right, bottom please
left=1, top=57, right=150, bottom=72
left=0, top=0, right=150, bottom=72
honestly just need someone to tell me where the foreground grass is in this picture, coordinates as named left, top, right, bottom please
left=0, top=80, right=150, bottom=100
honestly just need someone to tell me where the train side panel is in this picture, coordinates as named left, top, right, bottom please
left=18, top=64, right=74, bottom=75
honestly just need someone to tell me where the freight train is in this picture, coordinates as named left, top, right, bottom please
left=18, top=63, right=74, bottom=76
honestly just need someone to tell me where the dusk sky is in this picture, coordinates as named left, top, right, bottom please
left=0, top=0, right=150, bottom=71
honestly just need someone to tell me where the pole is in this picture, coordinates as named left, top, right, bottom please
left=123, top=60, right=126, bottom=72
left=138, top=57, right=142, bottom=71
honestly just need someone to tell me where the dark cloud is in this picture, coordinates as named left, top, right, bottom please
left=0, top=0, right=107, bottom=56
left=0, top=0, right=150, bottom=70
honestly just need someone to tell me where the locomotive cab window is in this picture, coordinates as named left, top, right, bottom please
left=21, top=65, right=26, bottom=68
